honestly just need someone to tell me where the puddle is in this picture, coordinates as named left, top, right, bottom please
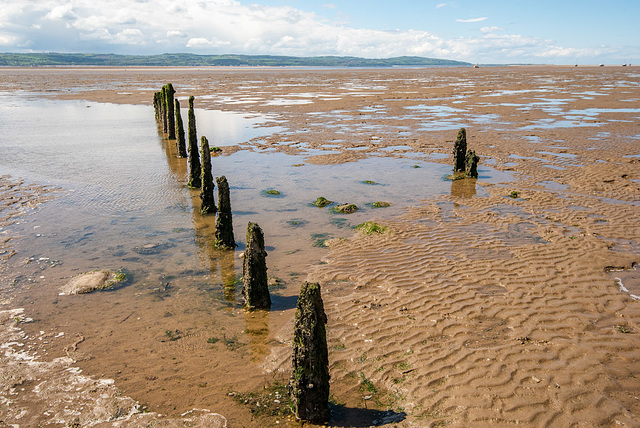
left=609, top=265, right=640, bottom=301
left=536, top=151, right=578, bottom=159
left=521, top=119, right=601, bottom=130
left=536, top=181, right=570, bottom=191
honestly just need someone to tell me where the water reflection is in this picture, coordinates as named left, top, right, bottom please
left=451, top=178, right=477, bottom=199
left=244, top=310, right=271, bottom=363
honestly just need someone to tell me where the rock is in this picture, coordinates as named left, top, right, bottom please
left=312, top=197, right=332, bottom=208
left=333, top=203, right=358, bottom=214
left=59, top=271, right=126, bottom=295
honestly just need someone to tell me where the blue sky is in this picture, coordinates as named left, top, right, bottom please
left=1, top=0, right=638, bottom=64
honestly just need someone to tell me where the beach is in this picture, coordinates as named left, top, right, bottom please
left=0, top=65, right=639, bottom=427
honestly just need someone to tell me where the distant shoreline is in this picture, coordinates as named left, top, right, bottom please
left=0, top=52, right=472, bottom=68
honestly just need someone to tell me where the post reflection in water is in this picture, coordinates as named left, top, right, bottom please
left=450, top=177, right=477, bottom=199
left=159, top=128, right=271, bottom=363
left=244, top=309, right=271, bottom=363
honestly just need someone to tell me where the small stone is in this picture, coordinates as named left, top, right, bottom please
left=59, top=271, right=126, bottom=295
left=312, top=197, right=332, bottom=208
left=333, top=204, right=358, bottom=214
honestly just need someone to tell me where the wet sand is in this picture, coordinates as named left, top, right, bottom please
left=1, top=66, right=639, bottom=427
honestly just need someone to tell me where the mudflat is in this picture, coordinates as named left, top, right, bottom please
left=0, top=66, right=639, bottom=427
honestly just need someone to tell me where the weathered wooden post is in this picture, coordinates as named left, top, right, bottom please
left=160, top=86, right=169, bottom=133
left=153, top=91, right=162, bottom=121
left=242, top=222, right=270, bottom=310
left=290, top=282, right=330, bottom=423
left=453, top=127, right=467, bottom=173
left=187, top=96, right=201, bottom=188
left=200, top=136, right=216, bottom=214
left=175, top=99, right=187, bottom=157
left=215, top=175, right=236, bottom=249
left=466, top=149, right=479, bottom=178
left=163, top=84, right=176, bottom=140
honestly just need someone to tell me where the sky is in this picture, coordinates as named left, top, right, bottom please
left=1, top=0, right=639, bottom=64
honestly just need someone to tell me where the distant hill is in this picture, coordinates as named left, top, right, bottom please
left=0, top=53, right=471, bottom=68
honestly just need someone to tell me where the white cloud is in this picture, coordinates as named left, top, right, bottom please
left=166, top=30, right=185, bottom=38
left=480, top=26, right=504, bottom=34
left=456, top=17, right=488, bottom=23
left=0, top=0, right=629, bottom=64
left=45, top=4, right=76, bottom=21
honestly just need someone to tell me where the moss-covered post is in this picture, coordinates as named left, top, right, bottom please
left=242, top=222, right=270, bottom=310
left=187, top=96, right=201, bottom=188
left=163, top=84, right=176, bottom=140
left=175, top=99, right=187, bottom=157
left=290, top=282, right=330, bottom=423
left=160, top=86, right=169, bottom=133
left=215, top=175, right=236, bottom=249
left=200, top=136, right=216, bottom=214
left=465, top=149, right=479, bottom=178
left=153, top=91, right=162, bottom=121
left=453, top=127, right=467, bottom=173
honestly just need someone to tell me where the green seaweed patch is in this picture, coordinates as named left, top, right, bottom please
left=370, top=201, right=391, bottom=208
left=261, top=189, right=284, bottom=198
left=362, top=180, right=379, bottom=185
left=292, top=163, right=305, bottom=167
left=163, top=329, right=182, bottom=342
left=445, top=172, right=472, bottom=181
left=356, top=221, right=388, bottom=235
left=286, top=219, right=308, bottom=228
left=312, top=196, right=333, bottom=208
left=331, top=203, right=359, bottom=214
left=230, top=380, right=294, bottom=418
left=509, top=191, right=520, bottom=199
left=311, top=233, right=332, bottom=247
left=329, top=216, right=350, bottom=229
left=209, top=146, right=222, bottom=153
left=412, top=165, right=421, bottom=168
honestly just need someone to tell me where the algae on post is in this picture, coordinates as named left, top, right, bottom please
left=453, top=127, right=467, bottom=173
left=199, top=136, right=216, bottom=214
left=290, top=282, right=330, bottom=423
left=187, top=96, right=201, bottom=188
left=175, top=99, right=187, bottom=157
left=215, top=175, right=236, bottom=249
left=242, top=222, right=271, bottom=310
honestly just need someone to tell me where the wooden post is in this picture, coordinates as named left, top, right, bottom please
left=290, top=282, right=330, bottom=423
left=215, top=176, right=236, bottom=249
left=200, top=136, right=216, bottom=214
left=187, top=96, right=201, bottom=188
left=242, top=222, right=270, bottom=310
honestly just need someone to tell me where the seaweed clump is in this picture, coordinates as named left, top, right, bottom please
left=355, top=221, right=388, bottom=235
left=332, top=204, right=359, bottom=214
left=312, top=197, right=332, bottom=208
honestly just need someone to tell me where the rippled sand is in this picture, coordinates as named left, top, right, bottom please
left=1, top=66, right=639, bottom=427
